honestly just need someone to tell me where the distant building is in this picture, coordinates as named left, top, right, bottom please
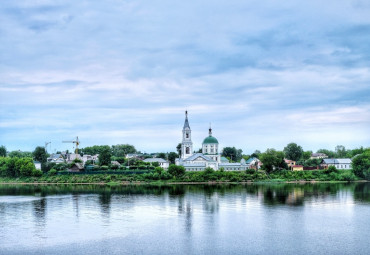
left=126, top=153, right=143, bottom=159
left=69, top=163, right=84, bottom=172
left=321, top=159, right=352, bottom=170
left=311, top=153, right=328, bottom=159
left=65, top=153, right=82, bottom=164
left=176, top=111, right=246, bottom=171
left=111, top=161, right=121, bottom=166
left=284, top=159, right=296, bottom=169
left=47, top=154, right=65, bottom=164
left=143, top=158, right=169, bottom=169
left=34, top=161, right=41, bottom=170
left=292, top=165, right=303, bottom=171
left=245, top=157, right=261, bottom=170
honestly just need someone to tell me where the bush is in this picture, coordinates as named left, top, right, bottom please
left=111, top=164, right=119, bottom=170
left=340, top=171, right=356, bottom=182
left=48, top=169, right=57, bottom=176
left=204, top=167, right=214, bottom=174
left=168, top=164, right=185, bottom=177
left=100, top=165, right=109, bottom=170
left=32, top=169, right=43, bottom=177
left=246, top=168, right=256, bottom=175
left=325, top=165, right=338, bottom=174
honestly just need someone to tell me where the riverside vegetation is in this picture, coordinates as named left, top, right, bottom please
left=0, top=144, right=369, bottom=184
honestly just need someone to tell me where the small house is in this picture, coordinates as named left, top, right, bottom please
left=143, top=158, right=169, bottom=169
left=69, top=163, right=84, bottom=172
left=292, top=165, right=303, bottom=171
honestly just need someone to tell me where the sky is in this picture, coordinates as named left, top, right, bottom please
left=0, top=0, right=370, bottom=154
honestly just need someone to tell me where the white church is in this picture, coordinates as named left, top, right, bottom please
left=176, top=111, right=248, bottom=171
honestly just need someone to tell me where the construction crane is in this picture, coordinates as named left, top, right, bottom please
left=45, top=142, right=51, bottom=153
left=62, top=136, right=80, bottom=156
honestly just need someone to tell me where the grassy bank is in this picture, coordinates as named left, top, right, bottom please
left=0, top=169, right=361, bottom=184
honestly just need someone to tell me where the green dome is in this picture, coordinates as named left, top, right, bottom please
left=203, top=136, right=219, bottom=144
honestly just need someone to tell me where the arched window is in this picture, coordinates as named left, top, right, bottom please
left=186, top=147, right=190, bottom=154
left=186, top=133, right=189, bottom=138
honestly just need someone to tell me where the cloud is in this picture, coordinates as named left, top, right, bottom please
left=0, top=0, right=370, bottom=152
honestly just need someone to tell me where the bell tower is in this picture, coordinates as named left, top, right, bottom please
left=181, top=110, right=193, bottom=159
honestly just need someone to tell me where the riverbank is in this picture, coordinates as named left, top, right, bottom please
left=0, top=169, right=363, bottom=185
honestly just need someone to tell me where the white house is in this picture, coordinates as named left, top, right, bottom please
left=321, top=158, right=352, bottom=170
left=143, top=158, right=169, bottom=169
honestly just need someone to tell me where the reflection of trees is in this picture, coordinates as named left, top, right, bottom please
left=32, top=198, right=47, bottom=223
left=99, top=191, right=112, bottom=216
left=354, top=183, right=370, bottom=203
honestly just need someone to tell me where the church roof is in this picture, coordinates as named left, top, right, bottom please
left=203, top=136, right=218, bottom=144
left=183, top=111, right=190, bottom=129
left=184, top=153, right=213, bottom=162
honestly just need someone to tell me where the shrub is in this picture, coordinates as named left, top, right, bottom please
left=48, top=169, right=57, bottom=176
left=168, top=164, right=185, bottom=177
left=340, top=171, right=356, bottom=182
left=100, top=165, right=109, bottom=170
left=246, top=168, right=256, bottom=175
left=111, top=164, right=119, bottom=170
left=204, top=167, right=214, bottom=174
left=325, top=165, right=338, bottom=174
left=32, top=169, right=43, bottom=177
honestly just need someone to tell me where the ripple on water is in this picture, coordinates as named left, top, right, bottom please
left=0, top=196, right=42, bottom=204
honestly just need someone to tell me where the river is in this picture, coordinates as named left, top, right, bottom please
left=0, top=183, right=369, bottom=254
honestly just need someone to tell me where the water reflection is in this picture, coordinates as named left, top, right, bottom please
left=0, top=183, right=369, bottom=207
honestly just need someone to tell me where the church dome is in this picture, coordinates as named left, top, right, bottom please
left=203, top=136, right=218, bottom=144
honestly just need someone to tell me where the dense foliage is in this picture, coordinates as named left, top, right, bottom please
left=0, top=157, right=41, bottom=177
left=283, top=143, right=303, bottom=161
left=352, top=151, right=370, bottom=180
left=259, top=149, right=287, bottom=173
left=0, top=146, right=6, bottom=157
left=222, top=147, right=243, bottom=162
left=32, top=146, right=48, bottom=163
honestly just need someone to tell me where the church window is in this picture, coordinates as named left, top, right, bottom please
left=186, top=147, right=190, bottom=154
left=186, top=133, right=189, bottom=138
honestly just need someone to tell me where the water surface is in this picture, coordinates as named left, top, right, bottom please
left=0, top=183, right=369, bottom=254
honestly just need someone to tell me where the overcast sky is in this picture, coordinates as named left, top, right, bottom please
left=1, top=0, right=370, bottom=154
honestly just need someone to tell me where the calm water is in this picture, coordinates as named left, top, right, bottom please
left=0, top=183, right=369, bottom=255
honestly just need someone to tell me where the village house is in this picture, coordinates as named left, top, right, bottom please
left=321, top=158, right=352, bottom=170
left=284, top=159, right=296, bottom=169
left=292, top=165, right=304, bottom=171
left=47, top=154, right=65, bottom=164
left=311, top=153, right=328, bottom=159
left=143, top=158, right=170, bottom=169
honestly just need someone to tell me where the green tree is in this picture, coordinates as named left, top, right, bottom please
left=99, top=147, right=112, bottom=166
left=168, top=164, right=185, bottom=177
left=251, top=150, right=261, bottom=159
left=260, top=148, right=286, bottom=173
left=111, top=144, right=136, bottom=157
left=352, top=151, right=370, bottom=180
left=0, top=145, right=6, bottom=157
left=167, top=152, right=178, bottom=164
left=80, top=145, right=110, bottom=156
left=8, top=150, right=32, bottom=158
left=317, top=149, right=335, bottom=158
left=335, top=145, right=346, bottom=158
left=176, top=143, right=182, bottom=157
left=283, top=143, right=303, bottom=161
left=302, top=151, right=312, bottom=161
left=222, top=147, right=243, bottom=162
left=157, top=153, right=167, bottom=160
left=32, top=146, right=48, bottom=163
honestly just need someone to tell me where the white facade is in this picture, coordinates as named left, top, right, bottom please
left=143, top=158, right=170, bottom=169
left=181, top=111, right=193, bottom=159
left=176, top=111, right=245, bottom=171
